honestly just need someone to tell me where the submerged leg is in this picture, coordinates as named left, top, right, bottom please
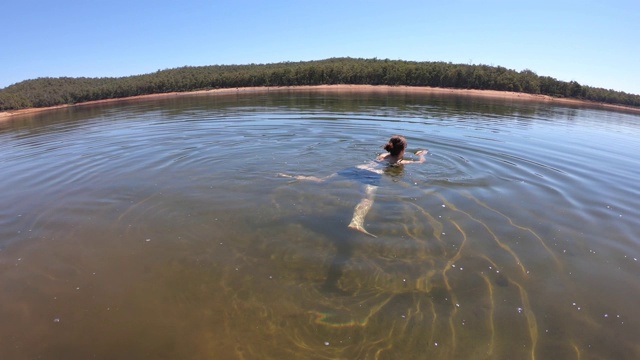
left=278, top=173, right=336, bottom=183
left=348, top=184, right=378, bottom=237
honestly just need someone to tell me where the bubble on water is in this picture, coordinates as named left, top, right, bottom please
left=53, top=318, right=60, bottom=323
left=517, top=307, right=523, bottom=314
left=324, top=341, right=330, bottom=346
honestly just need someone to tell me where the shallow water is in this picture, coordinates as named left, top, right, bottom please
left=1, top=90, right=639, bottom=359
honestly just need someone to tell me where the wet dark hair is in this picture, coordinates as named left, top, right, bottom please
left=383, top=135, right=407, bottom=156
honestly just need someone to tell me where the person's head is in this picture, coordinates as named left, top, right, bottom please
left=384, top=135, right=407, bottom=157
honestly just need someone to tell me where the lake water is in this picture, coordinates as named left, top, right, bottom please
left=1, top=89, right=639, bottom=359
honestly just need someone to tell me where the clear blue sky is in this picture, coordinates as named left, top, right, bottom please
left=2, top=0, right=639, bottom=94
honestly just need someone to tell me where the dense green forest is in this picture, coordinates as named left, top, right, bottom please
left=1, top=58, right=639, bottom=111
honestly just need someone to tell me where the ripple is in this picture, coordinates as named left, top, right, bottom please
left=1, top=92, right=639, bottom=359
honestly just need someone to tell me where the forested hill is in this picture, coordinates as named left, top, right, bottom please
left=1, top=58, right=639, bottom=111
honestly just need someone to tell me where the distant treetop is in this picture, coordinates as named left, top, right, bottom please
left=1, top=58, right=638, bottom=111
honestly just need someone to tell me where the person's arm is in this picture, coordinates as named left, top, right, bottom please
left=401, top=150, right=428, bottom=164
left=278, top=173, right=336, bottom=182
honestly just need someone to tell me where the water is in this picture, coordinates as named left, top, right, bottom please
left=1, top=90, right=639, bottom=359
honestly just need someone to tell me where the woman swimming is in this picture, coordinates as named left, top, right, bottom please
left=279, top=135, right=428, bottom=237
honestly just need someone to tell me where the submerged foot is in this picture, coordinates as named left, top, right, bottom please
left=348, top=223, right=377, bottom=238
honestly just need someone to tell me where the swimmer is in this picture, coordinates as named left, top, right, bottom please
left=279, top=135, right=428, bottom=237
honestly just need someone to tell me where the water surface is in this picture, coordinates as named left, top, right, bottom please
left=1, top=90, right=639, bottom=359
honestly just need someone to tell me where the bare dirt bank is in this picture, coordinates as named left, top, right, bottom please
left=2, top=85, right=639, bottom=121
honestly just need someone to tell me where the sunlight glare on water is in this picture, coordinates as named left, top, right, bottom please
left=0, top=90, right=639, bottom=359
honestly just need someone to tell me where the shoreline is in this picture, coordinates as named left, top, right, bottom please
left=2, top=85, right=640, bottom=120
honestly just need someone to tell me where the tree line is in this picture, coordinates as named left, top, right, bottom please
left=1, top=58, right=639, bottom=111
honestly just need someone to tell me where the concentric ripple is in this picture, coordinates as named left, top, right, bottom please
left=0, top=91, right=639, bottom=359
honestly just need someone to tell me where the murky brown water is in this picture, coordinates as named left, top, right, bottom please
left=1, top=90, right=639, bottom=359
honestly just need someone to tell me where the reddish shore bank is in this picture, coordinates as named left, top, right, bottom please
left=2, top=85, right=639, bottom=121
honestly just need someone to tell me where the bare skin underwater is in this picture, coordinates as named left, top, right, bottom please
left=279, top=135, right=428, bottom=237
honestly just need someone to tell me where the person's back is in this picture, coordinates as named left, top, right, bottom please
left=347, top=135, right=427, bottom=236
left=279, top=135, right=428, bottom=237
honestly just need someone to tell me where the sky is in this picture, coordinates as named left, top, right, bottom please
left=2, top=0, right=639, bottom=94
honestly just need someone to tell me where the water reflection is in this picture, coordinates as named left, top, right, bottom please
left=0, top=91, right=639, bottom=359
